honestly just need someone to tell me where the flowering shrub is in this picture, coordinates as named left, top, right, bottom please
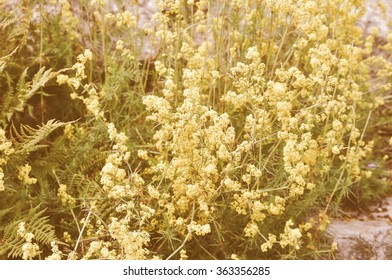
left=0, top=0, right=391, bottom=260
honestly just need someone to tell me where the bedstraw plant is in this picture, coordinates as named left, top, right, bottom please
left=0, top=0, right=391, bottom=260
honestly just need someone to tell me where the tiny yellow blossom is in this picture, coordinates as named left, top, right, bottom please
left=56, top=74, right=69, bottom=85
left=18, top=164, right=37, bottom=185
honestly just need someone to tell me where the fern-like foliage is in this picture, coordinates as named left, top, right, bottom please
left=0, top=1, right=39, bottom=125
left=0, top=119, right=72, bottom=259
left=0, top=205, right=56, bottom=259
left=0, top=1, right=31, bottom=57
left=10, top=119, right=69, bottom=157
left=0, top=66, right=54, bottom=123
left=0, top=48, right=18, bottom=74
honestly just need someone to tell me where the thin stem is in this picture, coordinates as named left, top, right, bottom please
left=166, top=201, right=195, bottom=260
left=73, top=211, right=92, bottom=253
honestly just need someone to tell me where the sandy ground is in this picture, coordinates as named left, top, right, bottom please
left=360, top=0, right=392, bottom=37
left=328, top=197, right=392, bottom=259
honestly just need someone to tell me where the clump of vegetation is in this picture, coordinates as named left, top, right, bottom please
left=349, top=236, right=377, bottom=260
left=0, top=0, right=391, bottom=260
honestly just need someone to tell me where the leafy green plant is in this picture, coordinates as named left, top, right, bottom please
left=0, top=0, right=391, bottom=260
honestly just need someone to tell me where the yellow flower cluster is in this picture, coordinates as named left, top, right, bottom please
left=116, top=11, right=136, bottom=29
left=57, top=49, right=107, bottom=120
left=57, top=184, right=75, bottom=207
left=260, top=234, right=277, bottom=252
left=188, top=221, right=211, bottom=236
left=100, top=122, right=132, bottom=198
left=63, top=123, right=75, bottom=140
left=0, top=127, right=14, bottom=191
left=59, top=0, right=80, bottom=40
left=17, top=164, right=37, bottom=185
left=108, top=218, right=150, bottom=259
left=45, top=241, right=63, bottom=260
left=17, top=222, right=40, bottom=260
left=279, top=220, right=302, bottom=250
left=56, top=48, right=155, bottom=259
left=83, top=240, right=116, bottom=260
left=180, top=249, right=188, bottom=260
